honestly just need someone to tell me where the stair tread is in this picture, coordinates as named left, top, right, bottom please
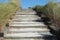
left=12, top=18, right=41, bottom=21
left=9, top=28, right=49, bottom=32
left=4, top=32, right=53, bottom=37
left=10, top=22, right=45, bottom=24
left=15, top=15, right=39, bottom=17
left=13, top=15, right=41, bottom=21
left=9, top=22, right=46, bottom=27
left=16, top=12, right=36, bottom=15
left=15, top=17, right=40, bottom=19
left=12, top=20, right=38, bottom=22
left=15, top=15, right=40, bottom=18
left=13, top=18, right=40, bottom=20
left=10, top=22, right=44, bottom=23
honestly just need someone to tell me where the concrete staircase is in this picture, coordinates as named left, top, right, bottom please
left=4, top=10, right=55, bottom=40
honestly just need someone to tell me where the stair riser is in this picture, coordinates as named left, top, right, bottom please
left=12, top=19, right=40, bottom=21
left=9, top=26, right=47, bottom=28
left=12, top=20, right=37, bottom=22
left=14, top=17, right=40, bottom=20
left=14, top=18, right=40, bottom=19
left=10, top=22, right=45, bottom=25
left=15, top=13, right=36, bottom=14
left=14, top=16, right=41, bottom=18
left=8, top=31, right=50, bottom=33
left=13, top=18, right=41, bottom=21
left=4, top=39, right=53, bottom=40
left=15, top=16, right=39, bottom=18
left=4, top=37, right=54, bottom=40
left=15, top=15, right=39, bottom=17
left=9, top=30, right=49, bottom=32
left=15, top=15, right=40, bottom=18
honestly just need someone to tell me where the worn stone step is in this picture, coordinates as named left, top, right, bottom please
left=12, top=18, right=41, bottom=22
left=9, top=22, right=47, bottom=28
left=13, top=18, right=40, bottom=20
left=4, top=38, right=44, bottom=40
left=4, top=32, right=53, bottom=38
left=10, top=22, right=44, bottom=24
left=12, top=19, right=38, bottom=22
left=4, top=38, right=55, bottom=40
left=8, top=28, right=49, bottom=33
left=16, top=12, right=36, bottom=15
left=21, top=9, right=35, bottom=12
left=14, top=15, right=40, bottom=21
left=14, top=17, right=40, bottom=20
left=15, top=15, right=40, bottom=18
left=12, top=15, right=41, bottom=22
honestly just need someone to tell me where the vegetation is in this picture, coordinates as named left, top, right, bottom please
left=0, top=2, right=19, bottom=32
left=44, top=2, right=60, bottom=40
left=32, top=2, right=60, bottom=39
left=44, top=2, right=60, bottom=29
left=33, top=5, right=43, bottom=12
left=32, top=2, right=60, bottom=29
left=32, top=5, right=44, bottom=17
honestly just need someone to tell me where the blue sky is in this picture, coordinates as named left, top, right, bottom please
left=21, top=0, right=60, bottom=9
left=21, top=0, right=48, bottom=9
left=0, top=0, right=9, bottom=3
left=0, top=0, right=60, bottom=9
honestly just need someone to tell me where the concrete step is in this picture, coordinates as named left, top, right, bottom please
left=15, top=15, right=40, bottom=18
left=10, top=21, right=44, bottom=23
left=4, top=32, right=53, bottom=38
left=4, top=38, right=44, bottom=40
left=12, top=19, right=38, bottom=22
left=9, top=22, right=47, bottom=28
left=14, top=15, right=40, bottom=21
left=16, top=12, right=36, bottom=15
left=21, top=9, right=35, bottom=12
left=12, top=15, right=41, bottom=22
left=12, top=18, right=41, bottom=22
left=14, top=17, right=40, bottom=20
left=4, top=38, right=55, bottom=40
left=8, top=28, right=49, bottom=33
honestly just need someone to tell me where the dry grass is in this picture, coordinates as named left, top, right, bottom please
left=0, top=3, right=19, bottom=32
